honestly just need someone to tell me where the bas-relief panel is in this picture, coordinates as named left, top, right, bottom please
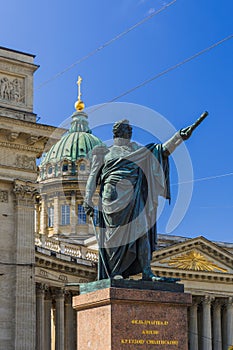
left=0, top=190, right=8, bottom=202
left=160, top=250, right=228, bottom=273
left=0, top=152, right=36, bottom=171
left=15, top=154, right=36, bottom=171
left=0, top=72, right=25, bottom=105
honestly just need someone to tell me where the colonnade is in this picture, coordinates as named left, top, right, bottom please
left=36, top=283, right=233, bottom=350
left=36, top=283, right=76, bottom=350
left=189, top=296, right=233, bottom=350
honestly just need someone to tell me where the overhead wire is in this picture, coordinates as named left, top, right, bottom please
left=171, top=171, right=233, bottom=186
left=0, top=3, right=232, bottom=327
left=85, top=32, right=233, bottom=186
left=0, top=5, right=232, bottom=188
left=101, top=33, right=233, bottom=103
left=1, top=34, right=232, bottom=185
left=35, top=0, right=178, bottom=91
left=0, top=0, right=178, bottom=119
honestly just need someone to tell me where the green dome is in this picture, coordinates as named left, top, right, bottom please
left=39, top=110, right=104, bottom=181
left=41, top=111, right=103, bottom=166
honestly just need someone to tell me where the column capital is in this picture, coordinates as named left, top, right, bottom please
left=54, top=288, right=65, bottom=300
left=191, top=297, right=200, bottom=307
left=201, top=295, right=213, bottom=305
left=226, top=296, right=233, bottom=307
left=64, top=291, right=73, bottom=305
left=13, top=180, right=38, bottom=200
left=44, top=287, right=52, bottom=301
left=36, top=283, right=46, bottom=296
left=213, top=298, right=223, bottom=310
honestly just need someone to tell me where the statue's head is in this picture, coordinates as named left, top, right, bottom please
left=113, top=119, right=132, bottom=139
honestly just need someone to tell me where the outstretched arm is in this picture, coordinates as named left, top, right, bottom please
left=162, top=131, right=183, bottom=156
left=162, top=111, right=208, bottom=156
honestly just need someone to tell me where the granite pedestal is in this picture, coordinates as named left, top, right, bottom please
left=73, top=279, right=192, bottom=350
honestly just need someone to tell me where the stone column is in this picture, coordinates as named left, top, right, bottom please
left=70, top=191, right=77, bottom=234
left=222, top=303, right=227, bottom=350
left=212, top=299, right=222, bottom=350
left=53, top=194, right=59, bottom=235
left=13, top=181, right=37, bottom=350
left=65, top=292, right=75, bottom=350
left=40, top=194, right=47, bottom=234
left=36, top=283, right=45, bottom=350
left=51, top=305, right=56, bottom=350
left=202, top=296, right=212, bottom=350
left=35, top=198, right=40, bottom=234
left=44, top=289, right=52, bottom=350
left=55, top=289, right=65, bottom=350
left=226, top=297, right=233, bottom=348
left=189, top=299, right=199, bottom=350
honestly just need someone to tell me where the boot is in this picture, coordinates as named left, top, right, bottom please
left=142, top=266, right=161, bottom=281
left=138, top=235, right=158, bottom=281
left=138, top=235, right=180, bottom=282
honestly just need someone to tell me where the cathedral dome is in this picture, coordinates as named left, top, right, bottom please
left=39, top=110, right=103, bottom=180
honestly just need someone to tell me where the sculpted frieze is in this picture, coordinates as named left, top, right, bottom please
left=0, top=152, right=36, bottom=171
left=0, top=74, right=25, bottom=104
left=15, top=154, right=36, bottom=171
left=0, top=190, right=8, bottom=202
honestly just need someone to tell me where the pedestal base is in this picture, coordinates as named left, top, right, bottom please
left=73, top=280, right=192, bottom=350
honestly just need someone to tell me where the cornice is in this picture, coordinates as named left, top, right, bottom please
left=0, top=55, right=39, bottom=71
left=151, top=266, right=233, bottom=283
left=0, top=114, right=65, bottom=134
left=0, top=140, right=42, bottom=153
left=0, top=46, right=36, bottom=58
left=39, top=181, right=87, bottom=195
left=35, top=251, right=96, bottom=279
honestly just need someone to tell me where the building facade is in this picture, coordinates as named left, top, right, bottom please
left=0, top=47, right=232, bottom=350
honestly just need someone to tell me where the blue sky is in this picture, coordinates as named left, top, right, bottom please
left=1, top=0, right=233, bottom=243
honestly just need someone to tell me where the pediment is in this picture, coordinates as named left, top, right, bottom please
left=152, top=236, right=233, bottom=274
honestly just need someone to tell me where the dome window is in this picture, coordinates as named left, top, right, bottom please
left=79, top=163, right=86, bottom=171
left=62, top=162, right=69, bottom=172
left=47, top=166, right=53, bottom=175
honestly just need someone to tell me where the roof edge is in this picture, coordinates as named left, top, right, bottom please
left=0, top=46, right=36, bottom=58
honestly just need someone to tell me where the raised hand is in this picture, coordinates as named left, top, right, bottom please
left=180, top=126, right=193, bottom=140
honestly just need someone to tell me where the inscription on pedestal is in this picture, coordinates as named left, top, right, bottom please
left=121, top=319, right=178, bottom=347
left=73, top=286, right=192, bottom=350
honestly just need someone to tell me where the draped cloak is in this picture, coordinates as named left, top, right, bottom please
left=88, top=143, right=170, bottom=280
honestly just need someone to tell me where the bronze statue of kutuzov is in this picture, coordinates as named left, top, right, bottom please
left=83, top=113, right=207, bottom=282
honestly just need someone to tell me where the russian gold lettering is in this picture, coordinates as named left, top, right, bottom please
left=121, top=339, right=145, bottom=345
left=142, top=330, right=159, bottom=335
left=131, top=319, right=168, bottom=325
left=146, top=339, right=179, bottom=345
